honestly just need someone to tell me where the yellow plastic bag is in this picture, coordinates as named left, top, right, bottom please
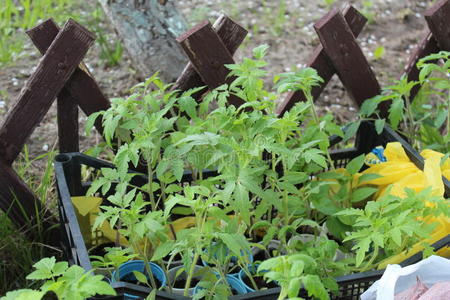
left=357, top=142, right=450, bottom=268
left=361, top=143, right=448, bottom=198
left=71, top=197, right=197, bottom=248
left=71, top=196, right=128, bottom=247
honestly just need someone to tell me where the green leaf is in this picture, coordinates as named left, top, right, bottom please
left=391, top=228, right=402, bottom=247
left=374, top=46, right=385, bottom=60
left=346, top=154, right=365, bottom=175
left=388, top=98, right=404, bottom=129
left=343, top=120, right=361, bottom=142
left=1, top=290, right=45, bottom=300
left=358, top=173, right=382, bottom=184
left=52, top=262, right=68, bottom=277
left=26, top=257, right=56, bottom=280
left=252, top=44, right=269, bottom=59
left=179, top=96, right=198, bottom=119
left=133, top=271, right=149, bottom=285
left=302, top=275, right=329, bottom=300
left=355, top=237, right=371, bottom=266
left=304, top=149, right=327, bottom=168
left=287, top=278, right=302, bottom=298
left=351, top=187, right=378, bottom=203
left=152, top=241, right=175, bottom=261
left=234, top=183, right=251, bottom=225
left=146, top=289, right=157, bottom=300
left=360, top=96, right=381, bottom=116
left=85, top=111, right=102, bottom=137
left=375, top=119, right=385, bottom=135
left=281, top=172, right=309, bottom=184
left=171, top=159, right=184, bottom=182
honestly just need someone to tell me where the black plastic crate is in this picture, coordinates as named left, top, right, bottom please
left=54, top=120, right=450, bottom=299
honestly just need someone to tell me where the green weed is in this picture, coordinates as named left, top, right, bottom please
left=86, top=6, right=123, bottom=67
left=0, top=146, right=59, bottom=295
left=0, top=0, right=76, bottom=66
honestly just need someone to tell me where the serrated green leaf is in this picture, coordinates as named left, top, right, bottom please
left=1, top=290, right=45, bottom=300
left=388, top=98, right=404, bottom=129
left=302, top=275, right=329, bottom=300
left=346, top=154, right=365, bottom=175
left=375, top=119, right=385, bottom=135
left=351, top=187, right=378, bottom=203
left=391, top=228, right=402, bottom=247
left=152, top=241, right=175, bottom=261
left=343, top=121, right=361, bottom=142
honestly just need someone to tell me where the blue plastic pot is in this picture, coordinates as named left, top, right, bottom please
left=238, top=268, right=260, bottom=293
left=201, top=243, right=253, bottom=277
left=238, top=265, right=278, bottom=293
left=111, top=260, right=166, bottom=288
left=193, top=274, right=248, bottom=296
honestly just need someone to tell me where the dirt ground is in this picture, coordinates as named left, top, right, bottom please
left=0, top=0, right=436, bottom=167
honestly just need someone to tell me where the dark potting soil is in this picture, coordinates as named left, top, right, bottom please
left=88, top=242, right=116, bottom=257
left=243, top=275, right=278, bottom=290
left=173, top=277, right=200, bottom=289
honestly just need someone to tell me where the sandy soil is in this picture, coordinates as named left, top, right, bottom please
left=0, top=0, right=437, bottom=168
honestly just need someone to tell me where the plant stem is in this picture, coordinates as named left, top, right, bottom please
left=360, top=245, right=379, bottom=272
left=146, top=150, right=157, bottom=211
left=242, top=267, right=259, bottom=291
left=184, top=252, right=200, bottom=296
left=158, top=259, right=172, bottom=293
left=134, top=240, right=158, bottom=289
left=277, top=289, right=288, bottom=300
left=306, top=93, right=335, bottom=171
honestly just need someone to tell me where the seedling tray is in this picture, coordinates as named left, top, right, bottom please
left=54, top=120, right=450, bottom=299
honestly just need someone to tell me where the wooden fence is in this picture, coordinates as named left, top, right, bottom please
left=0, top=0, right=450, bottom=238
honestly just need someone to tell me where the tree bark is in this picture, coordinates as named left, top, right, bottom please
left=99, top=0, right=188, bottom=82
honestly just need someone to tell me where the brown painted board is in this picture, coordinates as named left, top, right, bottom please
left=276, top=4, right=367, bottom=116
left=0, top=159, right=54, bottom=235
left=26, top=19, right=109, bottom=136
left=314, top=9, right=383, bottom=115
left=424, top=0, right=450, bottom=51
left=57, top=89, right=79, bottom=153
left=177, top=21, right=244, bottom=107
left=26, top=19, right=78, bottom=153
left=173, top=14, right=247, bottom=100
left=0, top=19, right=94, bottom=164
left=402, top=32, right=440, bottom=101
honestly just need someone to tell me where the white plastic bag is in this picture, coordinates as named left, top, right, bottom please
left=361, top=255, right=450, bottom=300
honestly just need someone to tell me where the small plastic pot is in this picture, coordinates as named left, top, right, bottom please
left=193, top=274, right=248, bottom=296
left=238, top=267, right=278, bottom=293
left=111, top=260, right=166, bottom=288
left=167, top=265, right=204, bottom=296
left=252, top=240, right=286, bottom=261
left=201, top=243, right=253, bottom=277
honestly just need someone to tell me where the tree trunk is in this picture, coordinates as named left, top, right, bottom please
left=99, top=0, right=188, bottom=82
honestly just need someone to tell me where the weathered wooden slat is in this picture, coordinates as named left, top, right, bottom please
left=57, top=89, right=79, bottom=153
left=0, top=19, right=94, bottom=164
left=26, top=19, right=109, bottom=136
left=172, top=14, right=247, bottom=99
left=424, top=0, right=450, bottom=51
left=402, top=32, right=440, bottom=100
left=177, top=21, right=244, bottom=107
left=25, top=19, right=79, bottom=152
left=276, top=5, right=367, bottom=116
left=314, top=9, right=383, bottom=115
left=403, top=0, right=450, bottom=101
left=0, top=159, right=54, bottom=234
